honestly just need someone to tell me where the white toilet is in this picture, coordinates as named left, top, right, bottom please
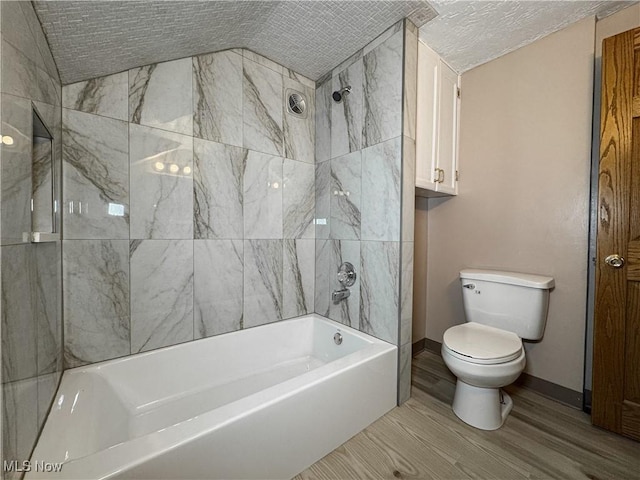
left=441, top=269, right=554, bottom=430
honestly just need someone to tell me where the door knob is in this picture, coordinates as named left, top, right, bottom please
left=605, top=254, right=625, bottom=268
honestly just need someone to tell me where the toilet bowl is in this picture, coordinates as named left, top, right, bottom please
left=442, top=322, right=526, bottom=430
left=442, top=269, right=554, bottom=431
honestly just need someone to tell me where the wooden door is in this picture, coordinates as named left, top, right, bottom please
left=594, top=27, right=640, bottom=441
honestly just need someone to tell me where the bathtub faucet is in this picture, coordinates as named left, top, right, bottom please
left=332, top=288, right=350, bottom=303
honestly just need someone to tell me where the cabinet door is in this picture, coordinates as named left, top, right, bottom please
left=436, top=60, right=459, bottom=195
left=415, top=41, right=439, bottom=191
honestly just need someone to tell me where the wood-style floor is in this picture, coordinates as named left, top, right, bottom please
left=295, top=350, right=640, bottom=480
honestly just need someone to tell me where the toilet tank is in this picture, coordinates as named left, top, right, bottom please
left=460, top=269, right=555, bottom=340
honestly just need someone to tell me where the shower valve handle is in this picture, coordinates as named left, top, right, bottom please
left=337, top=262, right=356, bottom=287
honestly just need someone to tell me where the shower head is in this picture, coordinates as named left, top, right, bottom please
left=332, top=86, right=352, bottom=103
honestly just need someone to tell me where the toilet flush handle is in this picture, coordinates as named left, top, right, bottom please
left=463, top=283, right=475, bottom=289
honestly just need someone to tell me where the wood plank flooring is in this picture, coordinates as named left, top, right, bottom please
left=295, top=351, right=639, bottom=480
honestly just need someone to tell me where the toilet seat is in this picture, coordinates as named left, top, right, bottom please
left=443, top=323, right=522, bottom=365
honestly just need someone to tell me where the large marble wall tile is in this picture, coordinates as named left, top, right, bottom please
left=331, top=59, right=363, bottom=159
left=37, top=372, right=60, bottom=427
left=63, top=72, right=128, bottom=120
left=315, top=160, right=330, bottom=240
left=244, top=239, right=283, bottom=327
left=63, top=109, right=129, bottom=239
left=18, top=1, right=60, bottom=82
left=363, top=21, right=403, bottom=56
left=1, top=1, right=40, bottom=67
left=331, top=50, right=363, bottom=79
left=130, top=240, right=194, bottom=353
left=242, top=50, right=283, bottom=75
left=37, top=63, right=61, bottom=107
left=194, top=239, right=243, bottom=338
left=400, top=242, right=414, bottom=346
left=362, top=30, right=403, bottom=148
left=360, top=241, right=399, bottom=344
left=194, top=138, right=246, bottom=239
left=243, top=58, right=283, bottom=156
left=283, top=239, right=314, bottom=319
left=283, top=159, right=314, bottom=239
left=315, top=79, right=331, bottom=164
left=315, top=239, right=360, bottom=328
left=34, top=243, right=60, bottom=375
left=63, top=240, right=130, bottom=368
left=402, top=136, right=416, bottom=242
left=2, top=378, right=38, bottom=474
left=37, top=372, right=59, bottom=429
left=403, top=24, right=418, bottom=141
left=314, top=239, right=332, bottom=318
left=1, top=94, right=31, bottom=245
left=193, top=50, right=243, bottom=147
left=361, top=137, right=401, bottom=241
left=129, top=58, right=193, bottom=135
left=398, top=342, right=411, bottom=404
left=330, top=151, right=361, bottom=240
left=283, top=77, right=314, bottom=164
left=1, top=245, right=37, bottom=382
left=130, top=124, right=193, bottom=239
left=1, top=40, right=55, bottom=106
left=284, top=68, right=315, bottom=90
left=243, top=151, right=282, bottom=239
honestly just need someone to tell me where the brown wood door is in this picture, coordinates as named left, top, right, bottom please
left=594, top=27, right=640, bottom=441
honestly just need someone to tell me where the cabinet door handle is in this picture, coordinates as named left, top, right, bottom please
left=438, top=169, right=445, bottom=183
left=434, top=168, right=441, bottom=183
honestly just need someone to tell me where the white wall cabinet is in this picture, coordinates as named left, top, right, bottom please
left=415, top=40, right=460, bottom=197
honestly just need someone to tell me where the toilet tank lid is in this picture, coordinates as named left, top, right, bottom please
left=460, top=269, right=555, bottom=289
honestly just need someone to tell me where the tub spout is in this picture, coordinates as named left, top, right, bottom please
left=332, top=288, right=350, bottom=303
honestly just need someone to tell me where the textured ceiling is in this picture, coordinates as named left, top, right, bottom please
left=419, top=0, right=637, bottom=73
left=33, top=0, right=437, bottom=85
left=32, top=0, right=639, bottom=85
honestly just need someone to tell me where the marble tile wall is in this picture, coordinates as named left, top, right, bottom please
left=399, top=20, right=418, bottom=404
left=314, top=20, right=416, bottom=405
left=62, top=48, right=316, bottom=368
left=1, top=1, right=63, bottom=474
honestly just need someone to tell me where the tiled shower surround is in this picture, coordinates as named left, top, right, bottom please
left=0, top=8, right=417, bottom=470
left=62, top=20, right=417, bottom=402
left=0, top=2, right=64, bottom=476
left=62, top=49, right=316, bottom=366
left=314, top=21, right=417, bottom=404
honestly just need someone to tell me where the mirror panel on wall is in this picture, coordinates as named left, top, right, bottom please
left=32, top=107, right=57, bottom=239
left=1, top=105, right=59, bottom=245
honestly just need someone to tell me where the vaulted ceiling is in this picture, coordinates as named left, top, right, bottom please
left=33, top=1, right=436, bottom=85
left=33, top=0, right=637, bottom=86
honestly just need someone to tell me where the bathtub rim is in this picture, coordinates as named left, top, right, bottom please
left=64, top=313, right=385, bottom=375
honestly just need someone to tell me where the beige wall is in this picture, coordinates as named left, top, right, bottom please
left=423, top=17, right=595, bottom=392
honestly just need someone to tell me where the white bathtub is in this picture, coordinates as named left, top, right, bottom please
left=28, top=314, right=397, bottom=479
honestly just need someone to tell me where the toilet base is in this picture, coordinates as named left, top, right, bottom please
left=452, top=380, right=513, bottom=430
